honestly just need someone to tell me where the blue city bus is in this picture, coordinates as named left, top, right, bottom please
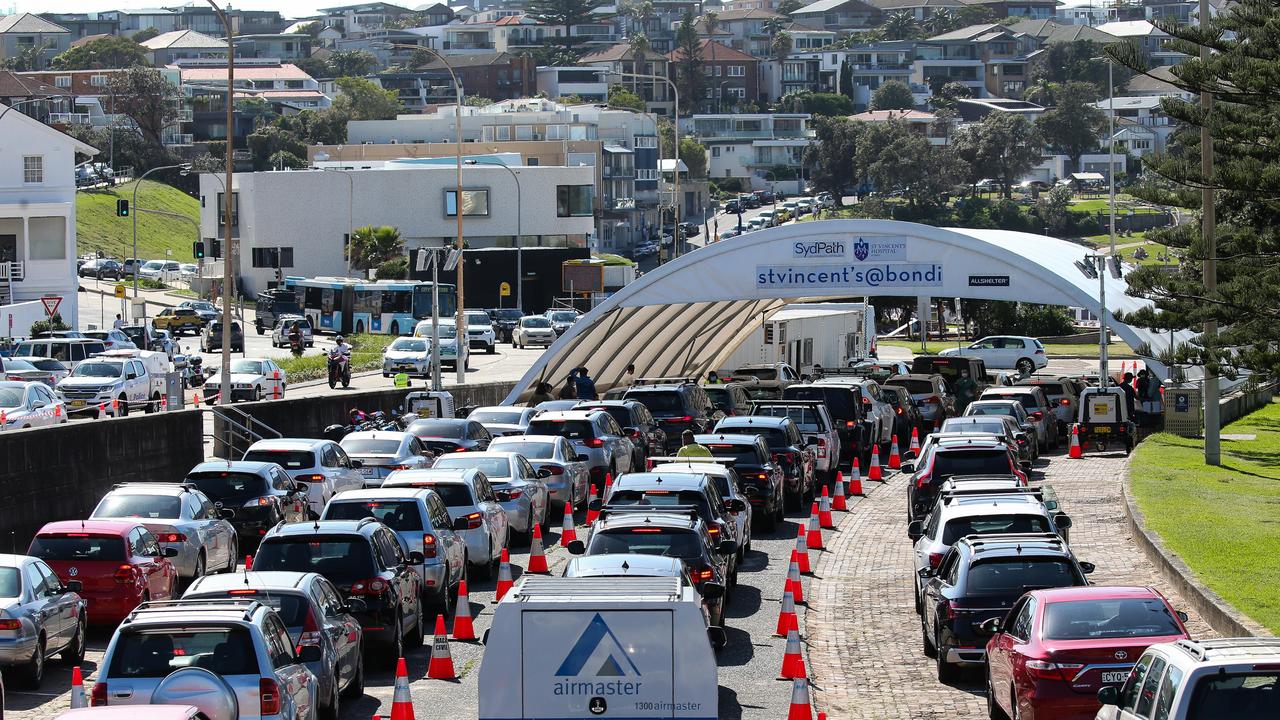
left=281, top=277, right=457, bottom=335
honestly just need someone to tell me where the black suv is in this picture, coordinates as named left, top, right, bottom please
left=574, top=399, right=668, bottom=467
left=919, top=533, right=1094, bottom=682
left=183, top=460, right=310, bottom=548
left=695, top=433, right=785, bottom=531
left=783, top=382, right=871, bottom=467
left=254, top=517, right=427, bottom=663
left=568, top=509, right=730, bottom=632
left=911, top=356, right=990, bottom=397
left=623, top=381, right=723, bottom=452
left=906, top=436, right=1024, bottom=522
left=486, top=308, right=524, bottom=342
left=713, top=415, right=816, bottom=510
left=701, top=382, right=754, bottom=417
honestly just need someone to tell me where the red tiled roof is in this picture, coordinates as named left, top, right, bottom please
left=666, top=39, right=758, bottom=62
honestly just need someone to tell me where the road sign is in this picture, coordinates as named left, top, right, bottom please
left=39, top=295, right=61, bottom=316
left=114, top=283, right=126, bottom=299
left=499, top=281, right=511, bottom=297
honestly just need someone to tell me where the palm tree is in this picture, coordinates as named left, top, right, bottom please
left=924, top=8, right=957, bottom=36
left=771, top=31, right=793, bottom=65
left=882, top=11, right=921, bottom=41
left=763, top=16, right=787, bottom=36
left=350, top=225, right=404, bottom=270
left=1023, top=79, right=1057, bottom=106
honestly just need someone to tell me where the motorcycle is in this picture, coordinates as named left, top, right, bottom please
left=289, top=334, right=304, bottom=358
left=327, top=348, right=351, bottom=389
left=188, top=356, right=205, bottom=388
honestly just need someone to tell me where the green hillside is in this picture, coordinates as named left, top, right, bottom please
left=77, top=179, right=199, bottom=262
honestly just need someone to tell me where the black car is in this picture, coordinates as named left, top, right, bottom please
left=713, top=415, right=816, bottom=510
left=911, top=356, right=991, bottom=398
left=406, top=417, right=492, bottom=455
left=623, top=381, right=723, bottom=453
left=919, top=533, right=1093, bottom=682
left=78, top=258, right=122, bottom=280
left=695, top=433, right=785, bottom=531
left=783, top=382, right=871, bottom=467
left=724, top=199, right=741, bottom=214
left=905, top=436, right=1024, bottom=522
left=881, top=384, right=923, bottom=452
left=120, top=324, right=157, bottom=352
left=183, top=460, right=310, bottom=548
left=486, top=308, right=524, bottom=342
left=254, top=517, right=427, bottom=664
left=700, top=382, right=754, bottom=417
left=573, top=399, right=667, bottom=469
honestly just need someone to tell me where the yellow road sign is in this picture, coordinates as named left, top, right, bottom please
left=499, top=281, right=511, bottom=297
left=114, top=284, right=126, bottom=299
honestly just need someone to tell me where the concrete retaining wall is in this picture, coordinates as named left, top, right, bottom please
left=1219, top=384, right=1275, bottom=427
left=0, top=410, right=206, bottom=549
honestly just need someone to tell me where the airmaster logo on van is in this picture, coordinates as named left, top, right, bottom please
left=553, top=613, right=645, bottom=697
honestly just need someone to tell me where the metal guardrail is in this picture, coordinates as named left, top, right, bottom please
left=203, top=403, right=281, bottom=459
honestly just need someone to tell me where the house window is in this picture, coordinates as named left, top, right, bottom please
left=55, top=75, right=72, bottom=88
left=728, top=65, right=745, bottom=77
left=89, top=75, right=108, bottom=86
left=251, top=246, right=295, bottom=268
left=495, top=126, right=511, bottom=140
left=28, top=217, right=66, bottom=260
left=713, top=65, right=722, bottom=76
left=445, top=188, right=490, bottom=216
left=216, top=191, right=239, bottom=229
left=527, top=157, right=540, bottom=166
left=556, top=185, right=594, bottom=217
left=636, top=168, right=658, bottom=181
left=634, top=135, right=657, bottom=148
left=23, top=156, right=43, bottom=183
left=712, top=146, right=721, bottom=157
left=728, top=87, right=746, bottom=99
left=516, top=125, right=533, bottom=140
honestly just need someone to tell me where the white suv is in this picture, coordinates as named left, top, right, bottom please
left=242, top=439, right=365, bottom=518
left=56, top=357, right=154, bottom=417
left=1096, top=637, right=1280, bottom=719
left=464, top=310, right=497, bottom=354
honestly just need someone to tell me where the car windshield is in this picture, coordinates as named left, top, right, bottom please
left=187, top=302, right=215, bottom=312
left=490, top=441, right=555, bottom=459
left=0, top=567, right=20, bottom=598
left=0, top=387, right=23, bottom=407
left=522, top=317, right=551, bottom=328
left=753, top=407, right=821, bottom=431
left=704, top=443, right=760, bottom=465
left=95, top=495, right=182, bottom=519
left=27, top=359, right=64, bottom=371
left=109, top=627, right=258, bottom=678
left=587, top=530, right=703, bottom=559
left=142, top=261, right=164, bottom=270
left=624, top=391, right=684, bottom=415
left=941, top=514, right=1053, bottom=545
left=254, top=537, right=376, bottom=583
left=966, top=559, right=1080, bottom=595
left=243, top=449, right=315, bottom=470
left=391, top=338, right=428, bottom=352
left=341, top=438, right=403, bottom=455
left=465, top=313, right=491, bottom=326
left=527, top=419, right=595, bottom=441
left=434, top=456, right=511, bottom=478
left=231, top=360, right=264, bottom=374
left=549, top=312, right=577, bottom=323
left=889, top=379, right=937, bottom=395
left=324, top=501, right=424, bottom=531
left=72, top=362, right=124, bottom=378
left=415, top=323, right=455, bottom=338
left=734, top=367, right=777, bottom=381
left=1187, top=671, right=1278, bottom=718
left=29, top=535, right=125, bottom=561
left=469, top=410, right=525, bottom=425
left=407, top=420, right=465, bottom=438
left=186, top=472, right=269, bottom=503
left=494, top=309, right=523, bottom=321
left=933, top=449, right=1010, bottom=477
left=1041, top=598, right=1183, bottom=640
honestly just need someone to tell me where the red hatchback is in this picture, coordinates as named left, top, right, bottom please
left=984, top=586, right=1190, bottom=720
left=27, top=520, right=179, bottom=625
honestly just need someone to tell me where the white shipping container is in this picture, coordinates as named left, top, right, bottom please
left=717, top=302, right=876, bottom=376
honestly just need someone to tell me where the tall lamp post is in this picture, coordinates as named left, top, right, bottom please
left=465, top=158, right=523, bottom=312
left=205, top=0, right=235, bottom=406
left=603, top=70, right=679, bottom=259
left=132, top=162, right=191, bottom=303
left=1091, top=55, right=1117, bottom=255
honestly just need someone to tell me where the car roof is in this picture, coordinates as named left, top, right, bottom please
left=933, top=435, right=1008, bottom=448
left=957, top=533, right=1070, bottom=557
left=573, top=400, right=634, bottom=408
left=611, top=472, right=710, bottom=491
left=530, top=410, right=598, bottom=421
left=596, top=512, right=700, bottom=531
left=248, top=438, right=326, bottom=451
left=470, top=405, right=528, bottom=413
left=341, top=430, right=412, bottom=442
left=717, top=416, right=790, bottom=429
left=650, top=462, right=733, bottom=479
left=38, top=519, right=139, bottom=536
left=886, top=374, right=942, bottom=382
left=983, top=387, right=1042, bottom=396
left=105, top=483, right=191, bottom=497
left=383, top=468, right=475, bottom=484
left=694, top=433, right=761, bottom=446
left=330, top=487, right=438, bottom=503
left=189, top=460, right=280, bottom=475
left=0, top=553, right=37, bottom=568
left=939, top=496, right=1045, bottom=516
left=267, top=519, right=380, bottom=537
left=1029, top=586, right=1162, bottom=604
left=565, top=554, right=684, bottom=578
left=438, top=451, right=518, bottom=462
left=187, top=571, right=314, bottom=593
left=494, top=434, right=562, bottom=445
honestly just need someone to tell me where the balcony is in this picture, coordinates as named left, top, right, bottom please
left=176, top=107, right=194, bottom=123
left=163, top=133, right=194, bottom=147
left=0, top=262, right=25, bottom=282
left=443, top=40, right=494, bottom=50
left=48, top=112, right=92, bottom=125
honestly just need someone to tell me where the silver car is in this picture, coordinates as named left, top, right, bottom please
left=320, top=488, right=467, bottom=613
left=525, top=410, right=637, bottom=490
left=90, top=484, right=239, bottom=580
left=382, top=336, right=434, bottom=378
left=467, top=405, right=538, bottom=437
left=382, top=468, right=508, bottom=579
left=339, top=431, right=433, bottom=486
left=489, top=435, right=591, bottom=511
left=184, top=571, right=364, bottom=720
left=431, top=452, right=550, bottom=543
left=0, top=554, right=87, bottom=688
left=94, top=598, right=319, bottom=720
left=243, top=439, right=366, bottom=518
left=10, top=356, right=70, bottom=383
left=272, top=315, right=314, bottom=348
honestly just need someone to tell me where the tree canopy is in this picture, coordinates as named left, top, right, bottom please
left=870, top=80, right=915, bottom=110
left=952, top=113, right=1044, bottom=198
left=1035, top=81, right=1105, bottom=172
left=782, top=91, right=854, bottom=116
left=108, top=67, right=181, bottom=146
left=804, top=117, right=862, bottom=205
left=51, top=36, right=148, bottom=70
left=526, top=0, right=606, bottom=55
left=327, top=49, right=379, bottom=78
left=332, top=76, right=403, bottom=120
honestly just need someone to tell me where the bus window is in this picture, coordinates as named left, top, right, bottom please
left=321, top=288, right=335, bottom=314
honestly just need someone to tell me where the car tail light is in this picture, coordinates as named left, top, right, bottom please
left=708, top=525, right=720, bottom=538
left=244, top=496, right=274, bottom=507
left=926, top=396, right=941, bottom=405
left=694, top=568, right=713, bottom=582
left=462, top=512, right=483, bottom=529
left=1030, top=412, right=1043, bottom=420
left=916, top=473, right=931, bottom=489
left=5, top=375, right=22, bottom=382
left=113, top=564, right=137, bottom=583
left=1035, top=349, right=1045, bottom=355
left=300, top=473, right=325, bottom=484
left=228, top=589, right=257, bottom=596
left=296, top=608, right=323, bottom=655
left=157, top=533, right=186, bottom=543
left=1017, top=437, right=1026, bottom=445
left=927, top=553, right=944, bottom=569
left=630, top=528, right=662, bottom=533
left=92, top=682, right=108, bottom=706
left=646, top=458, right=655, bottom=470
left=584, top=437, right=604, bottom=448
left=422, top=534, right=438, bottom=558
left=387, top=464, right=409, bottom=471
left=1025, top=659, right=1083, bottom=681
left=895, top=407, right=904, bottom=415
left=350, top=577, right=389, bottom=596
left=259, top=678, right=282, bottom=716
left=663, top=416, right=693, bottom=423
left=946, top=601, right=961, bottom=620
left=0, top=619, right=21, bottom=630
left=505, top=488, right=524, bottom=499
left=845, top=420, right=855, bottom=428
left=816, top=438, right=827, bottom=459
left=1060, top=398, right=1070, bottom=406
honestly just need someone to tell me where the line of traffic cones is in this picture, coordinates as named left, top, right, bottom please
left=909, top=426, right=921, bottom=456
left=426, top=617, right=455, bottom=680
left=788, top=677, right=814, bottom=720
left=775, top=586, right=799, bottom=636
left=779, top=627, right=806, bottom=680
left=70, top=666, right=85, bottom=709
left=452, top=579, right=475, bottom=641
left=585, top=484, right=599, bottom=525
left=786, top=552, right=805, bottom=604
left=560, top=503, right=577, bottom=547
left=848, top=459, right=864, bottom=496
left=392, top=657, right=419, bottom=716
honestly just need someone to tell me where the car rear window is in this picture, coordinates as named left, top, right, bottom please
left=194, top=591, right=309, bottom=628
left=784, top=386, right=859, bottom=423
left=186, top=472, right=269, bottom=503
left=986, top=393, right=1040, bottom=409
left=721, top=426, right=788, bottom=450
left=29, top=535, right=126, bottom=562
left=588, top=529, right=702, bottom=559
left=1187, top=671, right=1278, bottom=718
left=608, top=489, right=711, bottom=522
left=623, top=391, right=685, bottom=415
left=888, top=379, right=936, bottom=395
left=389, top=482, right=474, bottom=507
left=109, top=627, right=258, bottom=677
left=753, top=407, right=822, bottom=431
left=733, top=367, right=776, bottom=381
left=966, top=558, right=1080, bottom=595
left=324, top=500, right=424, bottom=532
left=1023, top=382, right=1066, bottom=397
left=434, top=456, right=511, bottom=478
left=253, top=537, right=377, bottom=583
left=469, top=410, right=524, bottom=425
left=0, top=567, right=20, bottom=597
left=578, top=405, right=632, bottom=427
left=490, top=441, right=555, bottom=459
left=341, top=439, right=403, bottom=455
left=406, top=421, right=466, bottom=438
left=941, top=514, right=1052, bottom=545
left=527, top=419, right=596, bottom=440
left=933, top=449, right=1011, bottom=477
left=94, top=495, right=182, bottom=520
left=1041, top=598, right=1183, bottom=640
left=243, top=449, right=315, bottom=470
left=967, top=404, right=1021, bottom=418
left=703, top=443, right=761, bottom=465
left=941, top=420, right=1007, bottom=436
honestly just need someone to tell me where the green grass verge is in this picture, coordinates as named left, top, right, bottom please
left=78, top=180, right=198, bottom=261
left=276, top=334, right=395, bottom=383
left=1130, top=400, right=1280, bottom=634
left=878, top=338, right=1135, bottom=357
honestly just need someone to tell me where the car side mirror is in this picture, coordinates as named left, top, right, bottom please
left=294, top=482, right=309, bottom=494
left=566, top=539, right=585, bottom=555
left=727, top=498, right=746, bottom=513
left=407, top=551, right=425, bottom=565
left=163, top=547, right=179, bottom=558
left=907, top=520, right=924, bottom=541
left=1079, top=561, right=1096, bottom=575
left=1097, top=685, right=1120, bottom=706
left=298, top=645, right=323, bottom=663
left=716, top=539, right=737, bottom=556
left=126, top=372, right=137, bottom=380
left=576, top=454, right=590, bottom=462
left=977, top=617, right=1001, bottom=635
left=1055, top=515, right=1072, bottom=530
left=65, top=580, right=83, bottom=593
left=901, top=462, right=915, bottom=473
left=343, top=598, right=368, bottom=614
left=350, top=459, right=363, bottom=469
left=587, top=497, right=603, bottom=513
left=700, top=581, right=725, bottom=600
left=537, top=468, right=552, bottom=479
left=917, top=566, right=934, bottom=579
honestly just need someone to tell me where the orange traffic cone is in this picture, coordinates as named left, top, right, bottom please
left=805, top=503, right=823, bottom=550
left=244, top=554, right=253, bottom=570
left=848, top=459, right=864, bottom=496
left=495, top=548, right=514, bottom=601
left=1068, top=423, right=1082, bottom=459
left=794, top=525, right=811, bottom=574
left=527, top=523, right=549, bottom=574
left=787, top=678, right=813, bottom=720
left=392, top=657, right=419, bottom=717
left=787, top=554, right=805, bottom=604
left=780, top=627, right=807, bottom=679
left=585, top=485, right=599, bottom=524
left=819, top=486, right=834, bottom=529
left=909, top=426, right=921, bottom=456
left=775, top=587, right=799, bottom=637
left=560, top=503, right=577, bottom=547
left=868, top=446, right=883, bottom=481
left=70, top=666, right=86, bottom=709
left=888, top=436, right=901, bottom=469
left=451, top=579, right=476, bottom=640
left=818, top=713, right=828, bottom=720
left=831, top=471, right=847, bottom=511
left=426, top=616, right=456, bottom=680
left=604, top=472, right=614, bottom=496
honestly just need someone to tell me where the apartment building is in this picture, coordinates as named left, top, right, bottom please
left=580, top=44, right=673, bottom=115
left=684, top=113, right=814, bottom=193
left=790, top=0, right=884, bottom=32
left=666, top=39, right=761, bottom=112
left=912, top=23, right=1039, bottom=98
left=141, top=30, right=227, bottom=65
left=0, top=14, right=71, bottom=71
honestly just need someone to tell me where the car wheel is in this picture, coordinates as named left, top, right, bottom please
left=255, top=387, right=264, bottom=402
left=194, top=551, right=206, bottom=579
left=118, top=395, right=129, bottom=417
left=914, top=576, right=923, bottom=615
left=921, top=616, right=937, bottom=658
left=342, top=642, right=365, bottom=698
left=224, top=538, right=239, bottom=572
left=406, top=597, right=425, bottom=648
left=388, top=617, right=404, bottom=666
left=986, top=669, right=1010, bottom=720
left=1015, top=358, right=1035, bottom=376
left=61, top=617, right=86, bottom=664
left=18, top=635, right=45, bottom=689
left=936, top=633, right=959, bottom=683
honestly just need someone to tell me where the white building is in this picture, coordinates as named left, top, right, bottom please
left=535, top=67, right=609, bottom=103
left=0, top=107, right=95, bottom=328
left=682, top=114, right=815, bottom=193
left=197, top=163, right=597, bottom=294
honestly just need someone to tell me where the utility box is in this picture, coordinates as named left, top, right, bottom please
left=165, top=372, right=185, bottom=411
left=1164, top=385, right=1202, bottom=437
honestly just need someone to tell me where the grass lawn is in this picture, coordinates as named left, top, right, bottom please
left=275, top=333, right=394, bottom=383
left=878, top=338, right=1135, bottom=357
left=77, top=180, right=198, bottom=262
left=1130, top=400, right=1280, bottom=634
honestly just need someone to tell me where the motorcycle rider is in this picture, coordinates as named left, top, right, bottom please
left=328, top=335, right=354, bottom=387
left=333, top=335, right=353, bottom=357
left=288, top=321, right=304, bottom=355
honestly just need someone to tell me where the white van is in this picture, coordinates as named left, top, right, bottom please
left=94, top=348, right=171, bottom=401
left=479, top=576, right=719, bottom=720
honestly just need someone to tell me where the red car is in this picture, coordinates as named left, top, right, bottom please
left=27, top=520, right=179, bottom=625
left=983, top=586, right=1190, bottom=720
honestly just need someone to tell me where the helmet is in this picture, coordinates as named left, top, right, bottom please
left=336, top=335, right=345, bottom=343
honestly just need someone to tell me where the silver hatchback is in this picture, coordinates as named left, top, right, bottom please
left=339, top=431, right=433, bottom=487
left=382, top=469, right=509, bottom=580
left=431, top=452, right=550, bottom=543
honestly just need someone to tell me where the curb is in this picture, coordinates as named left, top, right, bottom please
left=1121, top=463, right=1269, bottom=637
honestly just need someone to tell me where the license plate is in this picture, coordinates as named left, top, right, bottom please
left=1094, top=426, right=1111, bottom=434
left=359, top=467, right=377, bottom=477
left=71, top=400, right=86, bottom=407
left=1101, top=671, right=1129, bottom=684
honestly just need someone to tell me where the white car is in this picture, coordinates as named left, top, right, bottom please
left=511, top=316, right=556, bottom=349
left=138, top=260, right=181, bottom=282
left=271, top=315, right=314, bottom=348
left=242, top=438, right=366, bottom=517
left=467, top=405, right=538, bottom=437
left=178, top=263, right=198, bottom=279
left=203, top=357, right=286, bottom=403
left=0, top=380, right=67, bottom=429
left=382, top=468, right=510, bottom=579
left=82, top=329, right=136, bottom=352
left=464, top=310, right=498, bottom=354
left=10, top=356, right=70, bottom=383
left=339, top=430, right=433, bottom=486
left=489, top=435, right=591, bottom=510
left=90, top=482, right=239, bottom=579
left=383, top=336, right=433, bottom=377
left=412, top=319, right=469, bottom=371
left=938, top=335, right=1049, bottom=374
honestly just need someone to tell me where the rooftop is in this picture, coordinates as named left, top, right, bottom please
left=141, top=29, right=225, bottom=50
left=666, top=38, right=758, bottom=62
left=849, top=109, right=937, bottom=122
left=0, top=12, right=70, bottom=34
left=179, top=63, right=315, bottom=82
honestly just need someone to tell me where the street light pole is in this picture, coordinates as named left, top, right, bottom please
left=605, top=70, right=679, bottom=259
left=1199, top=0, right=1219, bottom=465
left=206, top=0, right=235, bottom=406
left=1106, top=58, right=1116, bottom=256
left=466, top=159, right=522, bottom=312
left=132, top=162, right=191, bottom=308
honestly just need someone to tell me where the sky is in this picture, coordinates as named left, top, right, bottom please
left=6, top=0, right=330, bottom=20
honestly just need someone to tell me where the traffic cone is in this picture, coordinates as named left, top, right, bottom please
left=775, top=587, right=798, bottom=637
left=888, top=436, right=901, bottom=469
left=585, top=485, right=599, bottom=524
left=1068, top=424, right=1082, bottom=459
left=787, top=554, right=805, bottom=604
left=831, top=471, right=847, bottom=511
left=193, top=393, right=201, bottom=407
left=805, top=503, right=823, bottom=550
left=909, top=427, right=921, bottom=456
left=244, top=554, right=253, bottom=570
left=70, top=666, right=86, bottom=709
left=392, top=657, right=419, bottom=716
left=780, top=627, right=806, bottom=680
left=560, top=504, right=577, bottom=547
left=868, top=446, right=883, bottom=481
left=787, top=677, right=813, bottom=720
left=819, top=487, right=834, bottom=529
left=848, top=459, right=864, bottom=496
left=527, top=523, right=549, bottom=574
left=794, top=525, right=811, bottom=574
left=818, top=713, right=827, bottom=720
left=451, top=579, right=476, bottom=641
left=604, top=472, right=614, bottom=496
left=495, top=548, right=514, bottom=601
left=426, top=616, right=456, bottom=680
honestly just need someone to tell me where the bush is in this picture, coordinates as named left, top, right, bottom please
left=30, top=313, right=70, bottom=336
left=274, top=333, right=394, bottom=383
left=376, top=258, right=408, bottom=280
left=139, top=278, right=168, bottom=290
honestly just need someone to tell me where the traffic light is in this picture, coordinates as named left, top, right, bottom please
left=115, top=199, right=129, bottom=217
left=193, top=241, right=205, bottom=259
